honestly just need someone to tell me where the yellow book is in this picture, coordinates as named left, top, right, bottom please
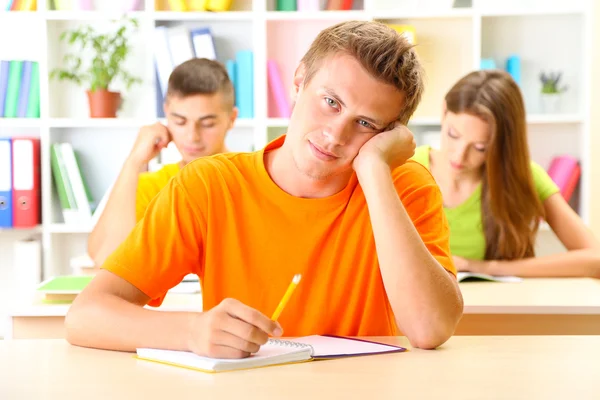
left=20, top=0, right=36, bottom=10
left=167, top=0, right=187, bottom=11
left=387, top=24, right=417, bottom=45
left=136, top=335, right=406, bottom=373
left=188, top=0, right=208, bottom=10
left=206, top=0, right=232, bottom=11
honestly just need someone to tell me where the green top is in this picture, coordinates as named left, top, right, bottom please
left=411, top=146, right=560, bottom=260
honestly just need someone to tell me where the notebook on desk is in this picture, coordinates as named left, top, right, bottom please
left=136, top=335, right=406, bottom=373
left=457, top=272, right=522, bottom=283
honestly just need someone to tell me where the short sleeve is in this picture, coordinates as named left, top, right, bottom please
left=393, top=161, right=456, bottom=277
left=102, top=169, right=206, bottom=307
left=530, top=161, right=560, bottom=202
left=135, top=174, right=155, bottom=222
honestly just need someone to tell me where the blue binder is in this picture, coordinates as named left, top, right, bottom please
left=0, top=138, right=13, bottom=228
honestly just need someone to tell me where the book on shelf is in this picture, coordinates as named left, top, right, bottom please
left=547, top=155, right=581, bottom=203
left=50, top=143, right=96, bottom=225
left=3, top=0, right=36, bottom=11
left=0, top=59, right=40, bottom=118
left=159, top=0, right=231, bottom=11
left=152, top=24, right=254, bottom=119
left=136, top=335, right=406, bottom=373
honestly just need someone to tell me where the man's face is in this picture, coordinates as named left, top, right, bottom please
left=286, top=54, right=405, bottom=181
left=164, top=93, right=237, bottom=165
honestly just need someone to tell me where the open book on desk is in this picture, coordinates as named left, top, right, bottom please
left=457, top=272, right=523, bottom=283
left=136, top=335, right=406, bottom=373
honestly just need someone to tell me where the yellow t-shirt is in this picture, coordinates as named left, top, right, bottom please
left=136, top=163, right=181, bottom=222
left=102, top=135, right=456, bottom=337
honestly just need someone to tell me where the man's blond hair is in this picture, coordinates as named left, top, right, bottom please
left=300, top=20, right=424, bottom=125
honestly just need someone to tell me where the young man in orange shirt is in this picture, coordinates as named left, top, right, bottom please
left=66, top=21, right=464, bottom=357
left=87, top=58, right=237, bottom=266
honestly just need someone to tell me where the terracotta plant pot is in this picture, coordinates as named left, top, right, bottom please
left=86, top=89, right=121, bottom=118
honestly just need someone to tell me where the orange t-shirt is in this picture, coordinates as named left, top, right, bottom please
left=102, top=135, right=455, bottom=337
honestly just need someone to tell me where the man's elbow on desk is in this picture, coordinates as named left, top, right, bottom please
left=400, top=280, right=464, bottom=350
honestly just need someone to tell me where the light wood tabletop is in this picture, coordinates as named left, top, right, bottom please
left=1, top=336, right=599, bottom=400
left=6, top=278, right=600, bottom=338
left=457, top=278, right=600, bottom=335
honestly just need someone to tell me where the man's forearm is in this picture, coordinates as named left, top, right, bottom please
left=87, top=160, right=142, bottom=266
left=65, top=293, right=196, bottom=352
left=358, top=161, right=463, bottom=349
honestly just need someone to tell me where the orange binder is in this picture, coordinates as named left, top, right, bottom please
left=12, top=137, right=40, bottom=227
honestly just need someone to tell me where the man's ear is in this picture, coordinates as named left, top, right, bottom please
left=228, top=106, right=239, bottom=129
left=292, top=62, right=307, bottom=99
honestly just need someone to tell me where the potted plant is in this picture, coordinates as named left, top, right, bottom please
left=539, top=71, right=567, bottom=114
left=50, top=17, right=142, bottom=118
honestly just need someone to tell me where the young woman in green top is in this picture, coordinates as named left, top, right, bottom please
left=412, top=69, right=600, bottom=278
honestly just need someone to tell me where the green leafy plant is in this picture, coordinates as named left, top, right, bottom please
left=50, top=17, right=142, bottom=92
left=539, top=71, right=568, bottom=94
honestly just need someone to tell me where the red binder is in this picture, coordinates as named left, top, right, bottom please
left=12, top=137, right=41, bottom=227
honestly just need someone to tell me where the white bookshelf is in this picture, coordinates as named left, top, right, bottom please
left=0, top=0, right=594, bottom=287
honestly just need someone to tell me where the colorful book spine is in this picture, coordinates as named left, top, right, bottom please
left=206, top=0, right=231, bottom=11
left=188, top=0, right=208, bottom=10
left=16, top=61, right=32, bottom=118
left=297, top=0, right=319, bottom=11
left=276, top=0, right=296, bottom=11
left=0, top=61, right=9, bottom=118
left=20, top=0, right=36, bottom=10
left=267, top=60, right=291, bottom=118
left=26, top=62, right=40, bottom=118
left=167, top=0, right=187, bottom=11
left=235, top=50, right=254, bottom=119
left=4, top=60, right=23, bottom=118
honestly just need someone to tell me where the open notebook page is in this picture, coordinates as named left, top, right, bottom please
left=290, top=335, right=406, bottom=359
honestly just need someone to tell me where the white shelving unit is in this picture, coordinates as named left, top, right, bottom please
left=0, top=0, right=593, bottom=283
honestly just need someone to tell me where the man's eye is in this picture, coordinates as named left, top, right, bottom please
left=358, top=120, right=374, bottom=129
left=325, top=97, right=338, bottom=108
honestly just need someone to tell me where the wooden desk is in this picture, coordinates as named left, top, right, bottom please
left=458, top=278, right=600, bottom=335
left=5, top=293, right=202, bottom=339
left=0, top=336, right=598, bottom=399
left=6, top=278, right=600, bottom=339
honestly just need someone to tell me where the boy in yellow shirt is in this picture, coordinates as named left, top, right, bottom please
left=87, top=58, right=238, bottom=266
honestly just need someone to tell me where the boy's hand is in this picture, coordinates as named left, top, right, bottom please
left=127, top=122, right=172, bottom=167
left=353, top=122, right=416, bottom=174
left=188, top=298, right=283, bottom=359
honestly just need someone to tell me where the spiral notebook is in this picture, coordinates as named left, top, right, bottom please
left=136, top=335, right=406, bottom=373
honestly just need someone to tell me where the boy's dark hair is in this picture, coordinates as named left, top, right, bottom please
left=166, top=58, right=235, bottom=109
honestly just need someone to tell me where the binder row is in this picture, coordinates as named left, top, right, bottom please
left=0, top=60, right=41, bottom=119
left=0, top=137, right=41, bottom=228
left=154, top=25, right=254, bottom=119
